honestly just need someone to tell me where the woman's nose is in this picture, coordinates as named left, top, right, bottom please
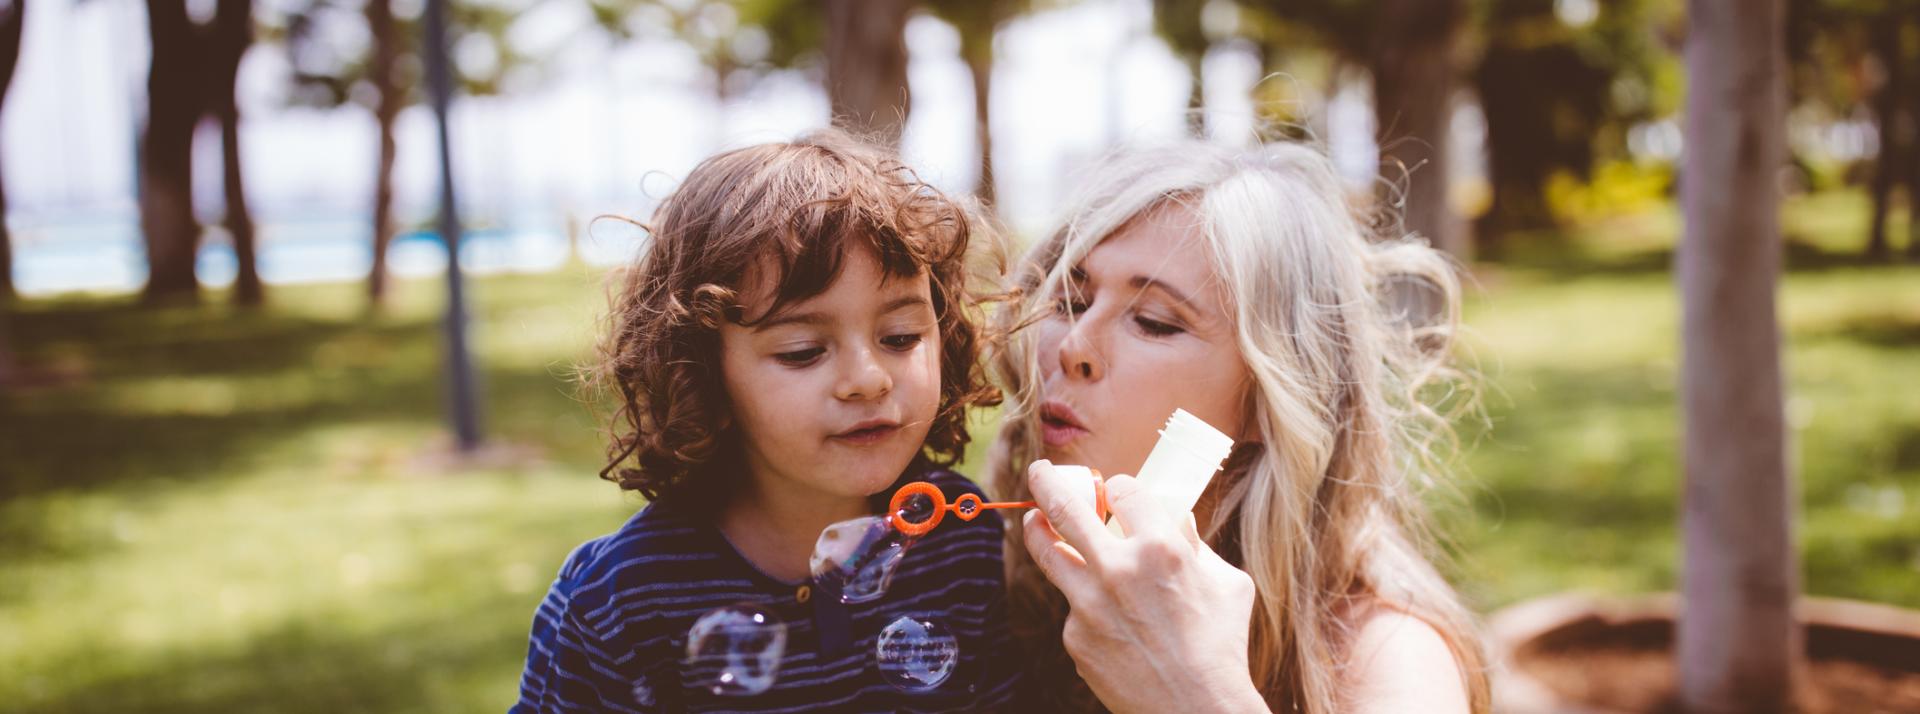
left=835, top=346, right=893, bottom=401
left=1055, top=319, right=1104, bottom=382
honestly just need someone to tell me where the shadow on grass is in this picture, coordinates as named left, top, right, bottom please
left=0, top=295, right=604, bottom=555
left=1809, top=313, right=1920, bottom=350
left=12, top=604, right=533, bottom=714
left=1477, top=233, right=1903, bottom=280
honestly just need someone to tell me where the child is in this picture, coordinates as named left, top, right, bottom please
left=511, top=131, right=1018, bottom=713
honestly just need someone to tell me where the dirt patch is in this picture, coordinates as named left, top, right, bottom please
left=1514, top=617, right=1920, bottom=713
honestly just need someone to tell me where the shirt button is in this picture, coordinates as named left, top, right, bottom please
left=795, top=585, right=811, bottom=604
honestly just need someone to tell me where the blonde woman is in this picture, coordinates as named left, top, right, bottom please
left=990, top=140, right=1490, bottom=713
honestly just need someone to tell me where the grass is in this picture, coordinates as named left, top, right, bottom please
left=2, top=193, right=1917, bottom=712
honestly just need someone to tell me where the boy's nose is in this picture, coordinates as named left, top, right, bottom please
left=835, top=347, right=893, bottom=401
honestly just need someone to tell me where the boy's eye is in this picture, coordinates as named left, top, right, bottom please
left=774, top=347, right=825, bottom=366
left=881, top=333, right=924, bottom=350
left=1135, top=315, right=1184, bottom=337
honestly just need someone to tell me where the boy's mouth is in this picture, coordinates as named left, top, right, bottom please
left=831, top=419, right=902, bottom=446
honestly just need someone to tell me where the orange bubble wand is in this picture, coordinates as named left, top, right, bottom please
left=887, top=470, right=1109, bottom=537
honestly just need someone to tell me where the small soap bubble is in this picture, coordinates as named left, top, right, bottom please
left=630, top=677, right=654, bottom=706
left=896, top=490, right=937, bottom=525
left=810, top=515, right=911, bottom=603
left=685, top=605, right=787, bottom=696
left=875, top=615, right=960, bottom=692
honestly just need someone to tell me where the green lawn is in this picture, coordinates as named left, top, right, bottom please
left=1, top=197, right=1916, bottom=712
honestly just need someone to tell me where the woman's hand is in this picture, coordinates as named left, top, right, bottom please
left=1021, top=459, right=1268, bottom=714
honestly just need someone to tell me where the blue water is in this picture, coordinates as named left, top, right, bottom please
left=10, top=212, right=645, bottom=296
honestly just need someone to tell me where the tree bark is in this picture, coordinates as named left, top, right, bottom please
left=367, top=0, right=401, bottom=306
left=0, top=0, right=23, bottom=303
left=962, top=34, right=995, bottom=205
left=1370, top=0, right=1467, bottom=259
left=1866, top=18, right=1903, bottom=262
left=823, top=0, right=912, bottom=147
left=212, top=0, right=261, bottom=306
left=1676, top=0, right=1800, bottom=712
left=140, top=0, right=204, bottom=304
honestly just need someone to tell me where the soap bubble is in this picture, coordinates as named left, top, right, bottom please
left=874, top=615, right=960, bottom=692
left=895, top=489, right=938, bottom=526
left=684, top=605, right=787, bottom=696
left=810, top=515, right=911, bottom=603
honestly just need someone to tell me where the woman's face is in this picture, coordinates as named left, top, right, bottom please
left=1035, top=203, right=1253, bottom=478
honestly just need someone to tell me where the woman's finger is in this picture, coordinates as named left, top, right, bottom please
left=1101, top=472, right=1182, bottom=538
left=1021, top=510, right=1095, bottom=597
left=1025, top=459, right=1116, bottom=560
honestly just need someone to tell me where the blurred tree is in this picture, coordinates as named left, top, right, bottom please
left=1153, top=0, right=1210, bottom=139
left=1787, top=0, right=1920, bottom=261
left=212, top=0, right=264, bottom=306
left=279, top=0, right=522, bottom=307
left=585, top=0, right=819, bottom=106
left=923, top=0, right=1033, bottom=204
left=1232, top=0, right=1469, bottom=256
left=1372, top=0, right=1467, bottom=257
left=1470, top=0, right=1675, bottom=256
left=0, top=0, right=20, bottom=304
left=139, top=0, right=263, bottom=305
left=824, top=0, right=911, bottom=146
left=1864, top=14, right=1909, bottom=261
left=423, top=0, right=482, bottom=451
left=140, top=0, right=208, bottom=303
left=1676, top=0, right=1800, bottom=711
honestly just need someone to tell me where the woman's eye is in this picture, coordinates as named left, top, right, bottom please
left=1135, top=315, right=1184, bottom=337
left=774, top=347, right=825, bottom=366
left=881, top=333, right=924, bottom=351
left=1054, top=295, right=1089, bottom=315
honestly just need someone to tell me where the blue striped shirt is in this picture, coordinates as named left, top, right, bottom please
left=511, top=470, right=1021, bottom=713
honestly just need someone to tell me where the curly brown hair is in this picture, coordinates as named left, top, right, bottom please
left=585, top=130, right=1003, bottom=510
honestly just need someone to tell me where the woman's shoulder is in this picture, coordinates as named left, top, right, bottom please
left=1339, top=600, right=1472, bottom=714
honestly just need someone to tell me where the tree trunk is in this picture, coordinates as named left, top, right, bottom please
left=1371, top=0, right=1467, bottom=259
left=1907, top=12, right=1920, bottom=262
left=0, top=0, right=23, bottom=303
left=823, top=0, right=912, bottom=147
left=962, top=34, right=995, bottom=206
left=425, top=0, right=483, bottom=452
left=212, top=0, right=261, bottom=306
left=140, top=0, right=204, bottom=304
left=366, top=0, right=401, bottom=306
left=1675, top=0, right=1800, bottom=711
left=1185, top=52, right=1206, bottom=139
left=1866, top=19, right=1903, bottom=262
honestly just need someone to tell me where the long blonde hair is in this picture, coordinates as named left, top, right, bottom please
left=989, top=139, right=1491, bottom=713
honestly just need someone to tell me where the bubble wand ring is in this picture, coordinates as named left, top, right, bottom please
left=887, top=473, right=1108, bottom=537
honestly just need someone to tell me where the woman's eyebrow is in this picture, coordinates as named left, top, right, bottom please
left=1129, top=276, right=1197, bottom=308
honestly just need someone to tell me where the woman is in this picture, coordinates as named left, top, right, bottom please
left=989, top=139, right=1490, bottom=713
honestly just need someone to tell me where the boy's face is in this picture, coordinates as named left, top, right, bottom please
left=719, top=246, right=942, bottom=505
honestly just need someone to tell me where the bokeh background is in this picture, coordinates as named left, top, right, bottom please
left=0, top=0, right=1915, bottom=711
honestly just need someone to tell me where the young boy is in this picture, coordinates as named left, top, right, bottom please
left=512, top=131, right=1018, bottom=712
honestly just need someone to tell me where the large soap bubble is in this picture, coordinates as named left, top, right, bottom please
left=874, top=615, right=960, bottom=692
left=684, top=605, right=787, bottom=696
left=810, top=515, right=912, bottom=603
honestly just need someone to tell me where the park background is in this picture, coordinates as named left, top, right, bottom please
left=0, top=0, right=1916, bottom=711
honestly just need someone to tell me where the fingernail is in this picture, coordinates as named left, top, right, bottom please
left=1023, top=510, right=1039, bottom=526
